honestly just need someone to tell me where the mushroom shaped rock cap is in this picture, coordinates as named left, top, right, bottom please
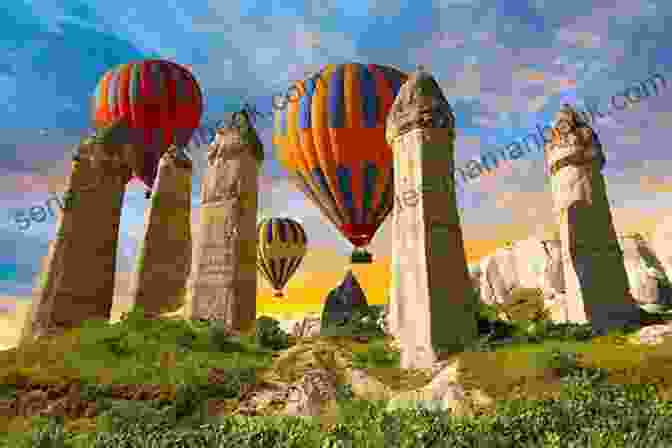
left=552, top=103, right=606, bottom=169
left=385, top=65, right=456, bottom=145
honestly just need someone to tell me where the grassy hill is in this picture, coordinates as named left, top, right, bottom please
left=0, top=302, right=671, bottom=446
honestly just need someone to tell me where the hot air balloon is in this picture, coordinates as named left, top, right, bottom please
left=257, top=217, right=308, bottom=299
left=272, top=62, right=407, bottom=264
left=91, top=59, right=203, bottom=191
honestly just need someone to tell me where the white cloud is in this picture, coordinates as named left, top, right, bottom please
left=556, top=29, right=603, bottom=49
left=437, top=63, right=481, bottom=101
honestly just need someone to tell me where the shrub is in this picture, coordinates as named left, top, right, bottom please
left=335, top=383, right=355, bottom=403
left=349, top=306, right=386, bottom=335
left=15, top=416, right=67, bottom=448
left=95, top=400, right=170, bottom=434
left=79, top=382, right=114, bottom=403
left=321, top=305, right=387, bottom=338
left=255, top=316, right=290, bottom=350
left=207, top=320, right=247, bottom=353
left=352, top=338, right=399, bottom=369
left=8, top=370, right=672, bottom=448
left=498, top=287, right=549, bottom=323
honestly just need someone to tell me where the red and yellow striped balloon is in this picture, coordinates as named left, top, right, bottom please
left=272, top=62, right=407, bottom=262
left=91, top=59, right=203, bottom=189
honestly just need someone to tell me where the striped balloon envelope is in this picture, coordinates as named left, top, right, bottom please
left=257, top=217, right=308, bottom=299
left=91, top=59, right=203, bottom=189
left=272, top=63, right=407, bottom=263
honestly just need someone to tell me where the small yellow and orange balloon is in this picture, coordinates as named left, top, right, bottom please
left=257, top=217, right=308, bottom=300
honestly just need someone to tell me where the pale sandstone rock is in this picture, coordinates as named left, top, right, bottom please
left=386, top=67, right=477, bottom=370
left=544, top=105, right=642, bottom=332
left=187, top=110, right=262, bottom=332
left=23, top=120, right=134, bottom=343
left=344, top=368, right=392, bottom=402
left=618, top=234, right=660, bottom=305
left=479, top=247, right=519, bottom=305
left=479, top=238, right=564, bottom=307
left=129, top=144, right=192, bottom=317
left=651, top=215, right=672, bottom=284
left=541, top=239, right=566, bottom=296
left=629, top=323, right=672, bottom=345
left=386, top=358, right=495, bottom=417
left=476, top=231, right=672, bottom=323
left=283, top=368, right=339, bottom=417
left=290, top=316, right=321, bottom=338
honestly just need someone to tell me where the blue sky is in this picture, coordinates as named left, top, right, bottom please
left=2, top=0, right=672, bottom=297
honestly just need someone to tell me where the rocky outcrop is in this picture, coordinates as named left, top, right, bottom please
left=129, top=144, right=193, bottom=317
left=283, top=368, right=339, bottom=417
left=618, top=234, right=661, bottom=305
left=22, top=120, right=134, bottom=344
left=186, top=110, right=261, bottom=332
left=386, top=358, right=496, bottom=417
left=477, top=232, right=672, bottom=321
left=234, top=339, right=394, bottom=417
left=321, top=270, right=368, bottom=329
left=479, top=238, right=564, bottom=306
left=479, top=246, right=519, bottom=305
left=290, top=316, right=321, bottom=338
left=629, top=323, right=672, bottom=345
left=651, top=216, right=672, bottom=283
left=386, top=67, right=477, bottom=370
left=545, top=104, right=641, bottom=332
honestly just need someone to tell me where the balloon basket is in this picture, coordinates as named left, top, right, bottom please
left=350, top=250, right=372, bottom=264
left=273, top=291, right=284, bottom=299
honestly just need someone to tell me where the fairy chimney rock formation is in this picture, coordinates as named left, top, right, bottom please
left=130, top=144, right=193, bottom=317
left=544, top=104, right=642, bottom=332
left=385, top=67, right=478, bottom=369
left=186, top=110, right=263, bottom=332
left=321, top=270, right=369, bottom=328
left=22, top=120, right=133, bottom=343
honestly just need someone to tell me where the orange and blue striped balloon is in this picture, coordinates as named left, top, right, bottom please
left=91, top=59, right=203, bottom=188
left=257, top=217, right=308, bottom=298
left=272, top=63, right=407, bottom=252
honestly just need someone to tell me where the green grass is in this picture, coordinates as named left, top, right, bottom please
left=55, top=308, right=274, bottom=387
left=2, top=303, right=672, bottom=446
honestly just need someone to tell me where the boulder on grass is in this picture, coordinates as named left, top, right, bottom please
left=290, top=316, right=321, bottom=338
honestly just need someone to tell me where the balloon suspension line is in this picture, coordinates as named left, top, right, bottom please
left=351, top=246, right=373, bottom=264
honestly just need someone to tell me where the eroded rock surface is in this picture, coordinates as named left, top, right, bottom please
left=386, top=358, right=495, bottom=417
left=478, top=232, right=672, bottom=323
left=290, top=316, right=321, bottom=338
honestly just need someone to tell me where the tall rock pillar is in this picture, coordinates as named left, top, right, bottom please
left=21, top=120, right=132, bottom=343
left=385, top=67, right=478, bottom=369
left=545, top=104, right=643, bottom=332
left=186, top=110, right=263, bottom=333
left=130, top=144, right=193, bottom=317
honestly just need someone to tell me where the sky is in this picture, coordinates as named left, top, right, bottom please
left=1, top=0, right=672, bottom=313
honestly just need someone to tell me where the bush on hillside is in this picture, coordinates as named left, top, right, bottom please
left=255, top=316, right=290, bottom=350
left=351, top=338, right=400, bottom=369
left=320, top=304, right=386, bottom=338
left=6, top=360, right=672, bottom=447
left=207, top=320, right=249, bottom=353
